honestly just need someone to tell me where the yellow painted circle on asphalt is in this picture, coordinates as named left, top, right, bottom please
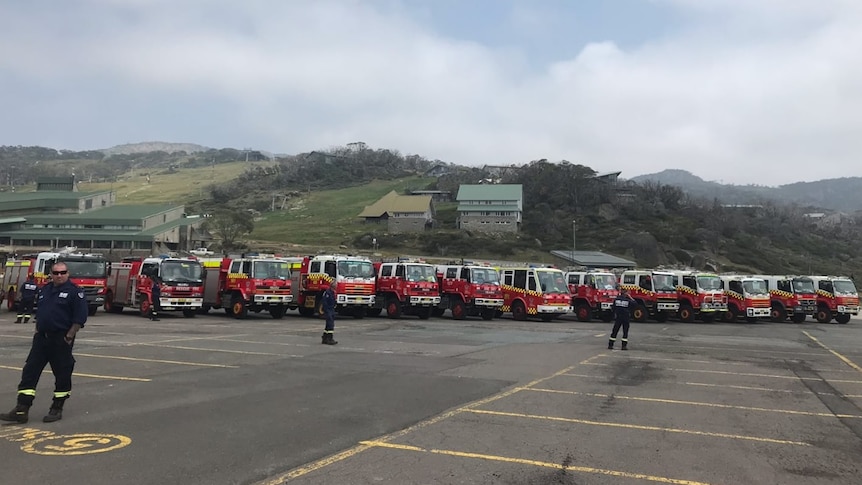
left=21, top=433, right=131, bottom=455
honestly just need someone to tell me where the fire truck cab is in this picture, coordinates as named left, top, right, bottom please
left=567, top=270, right=618, bottom=322
left=200, top=257, right=293, bottom=319
left=718, top=275, right=771, bottom=322
left=751, top=274, right=816, bottom=323
left=372, top=260, right=440, bottom=319
left=435, top=264, right=503, bottom=320
left=499, top=266, right=571, bottom=321
left=809, top=275, right=859, bottom=324
left=672, top=270, right=727, bottom=322
left=105, top=256, right=204, bottom=318
left=289, top=255, right=375, bottom=318
left=619, top=270, right=679, bottom=322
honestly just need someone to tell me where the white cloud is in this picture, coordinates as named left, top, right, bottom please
left=1, top=1, right=862, bottom=185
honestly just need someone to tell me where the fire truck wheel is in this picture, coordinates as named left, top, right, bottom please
left=88, top=305, right=99, bottom=316
left=791, top=313, right=806, bottom=323
left=575, top=303, right=592, bottom=322
left=270, top=306, right=286, bottom=319
left=386, top=297, right=402, bottom=319
left=653, top=311, right=668, bottom=323
left=678, top=305, right=694, bottom=323
left=815, top=307, right=832, bottom=323
left=140, top=298, right=151, bottom=318
left=836, top=314, right=851, bottom=324
left=511, top=301, right=527, bottom=321
left=771, top=306, right=787, bottom=323
left=722, top=306, right=739, bottom=323
left=231, top=295, right=248, bottom=319
left=6, top=289, right=15, bottom=311
left=632, top=304, right=648, bottom=323
left=481, top=309, right=495, bottom=321
left=451, top=300, right=467, bottom=320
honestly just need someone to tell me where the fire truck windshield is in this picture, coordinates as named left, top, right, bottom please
left=742, top=279, right=768, bottom=296
left=791, top=278, right=815, bottom=294
left=697, top=276, right=722, bottom=291
left=471, top=268, right=500, bottom=285
left=406, top=265, right=436, bottom=282
left=160, top=261, right=203, bottom=283
left=594, top=274, right=617, bottom=290
left=537, top=270, right=568, bottom=294
left=652, top=274, right=676, bottom=291
left=833, top=279, right=858, bottom=295
left=63, top=260, right=107, bottom=278
left=252, top=261, right=291, bottom=280
left=336, top=261, right=375, bottom=279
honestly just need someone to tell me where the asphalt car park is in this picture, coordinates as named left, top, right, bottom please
left=1, top=309, right=861, bottom=485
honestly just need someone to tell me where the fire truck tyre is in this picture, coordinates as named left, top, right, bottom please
left=6, top=289, right=15, bottom=311
left=575, top=303, right=592, bottom=322
left=231, top=295, right=248, bottom=319
left=722, top=306, right=739, bottom=323
left=183, top=309, right=197, bottom=318
left=431, top=308, right=445, bottom=318
left=104, top=291, right=123, bottom=313
left=269, top=306, right=286, bottom=319
left=836, top=314, right=851, bottom=324
left=386, top=297, right=402, bottom=319
left=679, top=305, right=694, bottom=323
left=451, top=300, right=467, bottom=320
left=88, top=305, right=99, bottom=316
left=791, top=313, right=806, bottom=323
left=654, top=311, right=668, bottom=323
left=298, top=306, right=314, bottom=317
left=511, top=301, right=527, bottom=321
left=771, top=305, right=787, bottom=323
left=815, top=307, right=832, bottom=324
left=365, top=308, right=383, bottom=317
left=632, top=304, right=648, bottom=323
left=417, top=307, right=432, bottom=320
left=481, top=309, right=495, bottom=321
left=139, top=297, right=151, bottom=318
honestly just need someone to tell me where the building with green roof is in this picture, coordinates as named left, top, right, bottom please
left=0, top=178, right=209, bottom=254
left=456, top=184, right=522, bottom=233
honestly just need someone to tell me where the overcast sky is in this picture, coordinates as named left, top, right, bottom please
left=2, top=0, right=861, bottom=185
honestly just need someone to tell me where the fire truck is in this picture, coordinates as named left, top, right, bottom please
left=718, top=275, right=771, bottom=322
left=809, top=275, right=859, bottom=324
left=672, top=270, right=727, bottom=322
left=288, top=254, right=376, bottom=318
left=619, top=270, right=679, bottom=322
left=567, top=270, right=618, bottom=322
left=199, top=257, right=293, bottom=319
left=370, top=259, right=440, bottom=319
left=104, top=256, right=204, bottom=318
left=435, top=264, right=504, bottom=320
left=2, top=249, right=107, bottom=316
left=751, top=274, right=817, bottom=323
left=499, top=266, right=571, bottom=321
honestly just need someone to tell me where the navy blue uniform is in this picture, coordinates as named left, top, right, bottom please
left=609, top=292, right=635, bottom=350
left=321, top=286, right=337, bottom=344
left=16, top=280, right=88, bottom=406
left=150, top=279, right=162, bottom=320
left=16, top=278, right=39, bottom=323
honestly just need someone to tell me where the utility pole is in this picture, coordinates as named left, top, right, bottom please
left=572, top=219, right=577, bottom=263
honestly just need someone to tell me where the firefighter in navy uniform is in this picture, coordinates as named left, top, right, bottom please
left=15, top=274, right=39, bottom=324
left=0, top=262, right=88, bottom=424
left=608, top=287, right=635, bottom=351
left=149, top=276, right=162, bottom=321
left=321, top=284, right=337, bottom=345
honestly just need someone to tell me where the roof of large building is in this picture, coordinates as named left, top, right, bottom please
left=357, top=191, right=432, bottom=217
left=24, top=204, right=178, bottom=225
left=456, top=184, right=522, bottom=201
left=457, top=204, right=520, bottom=212
left=0, top=190, right=111, bottom=203
left=550, top=250, right=637, bottom=268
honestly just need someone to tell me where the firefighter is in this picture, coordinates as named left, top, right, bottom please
left=149, top=276, right=162, bottom=321
left=0, top=262, right=88, bottom=424
left=608, top=287, right=635, bottom=351
left=321, top=283, right=337, bottom=345
left=15, top=274, right=39, bottom=324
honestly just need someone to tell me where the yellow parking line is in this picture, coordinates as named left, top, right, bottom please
left=579, top=364, right=862, bottom=383
left=525, top=387, right=862, bottom=418
left=75, top=353, right=240, bottom=368
left=360, top=440, right=719, bottom=485
left=465, top=409, right=808, bottom=446
left=803, top=331, right=862, bottom=374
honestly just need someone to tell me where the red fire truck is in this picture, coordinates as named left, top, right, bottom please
left=809, top=275, right=859, bottom=324
left=567, top=270, right=618, bottom=322
left=618, top=270, right=679, bottom=322
left=199, top=257, right=293, bottom=319
left=672, top=270, right=727, bottom=322
left=288, top=254, right=376, bottom=318
left=752, top=274, right=817, bottom=323
left=104, top=256, right=204, bottom=318
left=2, top=250, right=107, bottom=315
left=370, top=259, right=440, bottom=319
left=499, top=266, right=571, bottom=321
left=719, top=275, right=771, bottom=322
left=435, top=264, right=504, bottom=320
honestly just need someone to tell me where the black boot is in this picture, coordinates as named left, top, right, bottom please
left=607, top=339, right=615, bottom=350
left=15, top=315, right=23, bottom=324
left=23, top=315, right=31, bottom=323
left=621, top=340, right=628, bottom=351
left=150, top=312, right=159, bottom=321
left=322, top=333, right=338, bottom=345
left=0, top=404, right=30, bottom=424
left=43, top=398, right=66, bottom=423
